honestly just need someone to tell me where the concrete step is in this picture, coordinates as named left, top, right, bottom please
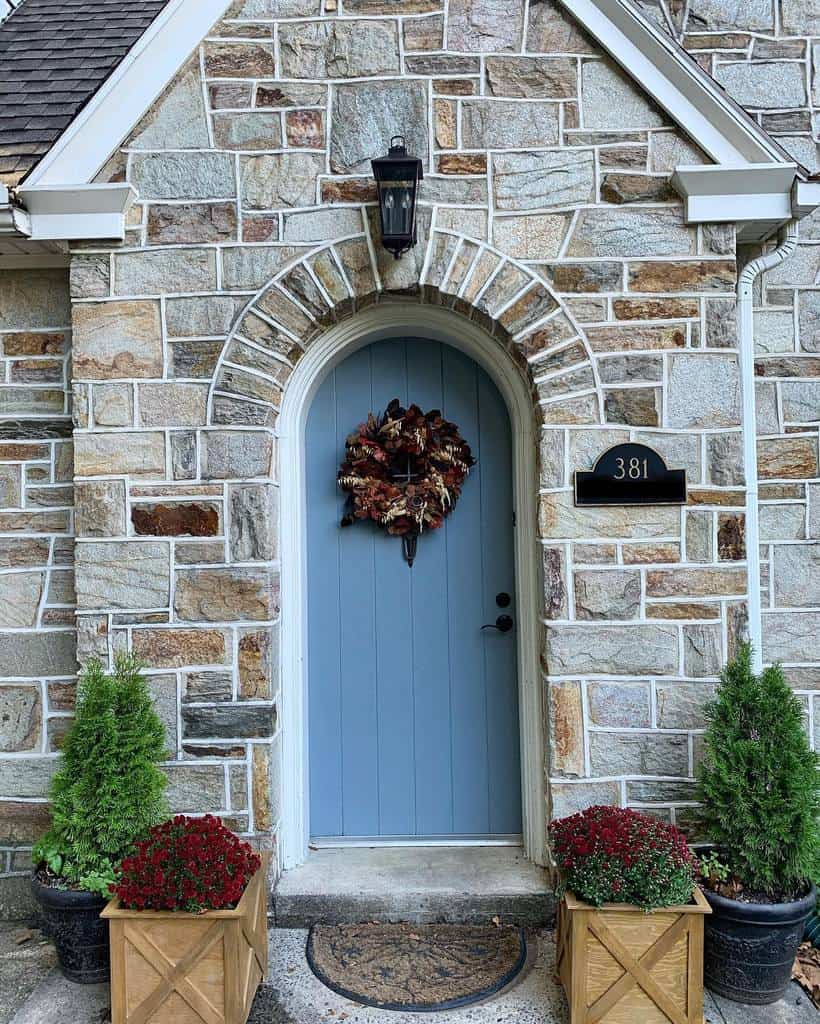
left=272, top=846, right=555, bottom=928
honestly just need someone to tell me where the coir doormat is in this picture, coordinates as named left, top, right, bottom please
left=306, top=922, right=527, bottom=1012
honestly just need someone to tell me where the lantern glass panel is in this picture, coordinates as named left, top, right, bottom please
left=378, top=176, right=416, bottom=238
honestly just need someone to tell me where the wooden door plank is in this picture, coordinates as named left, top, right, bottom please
left=307, top=365, right=344, bottom=838
left=371, top=339, right=415, bottom=835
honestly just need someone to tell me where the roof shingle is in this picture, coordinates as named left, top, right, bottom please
left=0, top=0, right=171, bottom=185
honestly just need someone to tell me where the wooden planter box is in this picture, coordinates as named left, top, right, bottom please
left=556, top=888, right=711, bottom=1024
left=101, top=855, right=268, bottom=1024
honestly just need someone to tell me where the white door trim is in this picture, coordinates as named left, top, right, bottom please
left=278, top=303, right=546, bottom=870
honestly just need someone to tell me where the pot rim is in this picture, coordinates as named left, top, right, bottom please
left=703, top=881, right=816, bottom=924
left=31, top=870, right=107, bottom=910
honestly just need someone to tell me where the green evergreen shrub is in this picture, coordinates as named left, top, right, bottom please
left=697, top=643, right=819, bottom=894
left=33, top=654, right=169, bottom=897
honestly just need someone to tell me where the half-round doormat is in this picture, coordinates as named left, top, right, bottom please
left=305, top=922, right=527, bottom=1012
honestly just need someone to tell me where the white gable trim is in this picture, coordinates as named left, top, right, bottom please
left=10, top=0, right=817, bottom=235
left=22, top=0, right=231, bottom=188
left=557, top=0, right=789, bottom=168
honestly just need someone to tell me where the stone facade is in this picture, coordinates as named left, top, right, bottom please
left=1, top=0, right=819, bottom=910
left=0, top=269, right=76, bottom=917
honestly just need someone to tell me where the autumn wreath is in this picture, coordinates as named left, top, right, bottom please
left=338, top=399, right=476, bottom=565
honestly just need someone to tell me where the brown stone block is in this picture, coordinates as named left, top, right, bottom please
left=628, top=260, right=736, bottom=293
left=718, top=513, right=746, bottom=560
left=285, top=109, right=324, bottom=149
left=436, top=153, right=487, bottom=175
left=434, top=99, right=457, bottom=149
left=320, top=178, right=378, bottom=204
left=131, top=503, right=220, bottom=538
left=600, top=174, right=677, bottom=204
left=604, top=387, right=659, bottom=426
left=546, top=262, right=623, bottom=294
left=0, top=801, right=51, bottom=843
left=646, top=567, right=747, bottom=598
left=433, top=78, right=477, bottom=95
left=204, top=42, right=275, bottom=78
left=646, top=602, right=721, bottom=620
left=47, top=681, right=76, bottom=712
left=239, top=629, right=273, bottom=700
left=0, top=538, right=50, bottom=568
left=612, top=298, right=699, bottom=321
left=132, top=628, right=229, bottom=668
left=586, top=324, right=686, bottom=351
left=0, top=511, right=70, bottom=533
left=687, top=488, right=745, bottom=507
left=758, top=437, right=819, bottom=480
left=755, top=357, right=820, bottom=378
left=242, top=215, right=279, bottom=243
left=2, top=332, right=66, bottom=356
left=74, top=432, right=166, bottom=479
left=147, top=203, right=237, bottom=244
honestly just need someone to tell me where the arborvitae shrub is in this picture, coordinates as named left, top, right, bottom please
left=697, top=643, right=819, bottom=894
left=34, top=654, right=169, bottom=895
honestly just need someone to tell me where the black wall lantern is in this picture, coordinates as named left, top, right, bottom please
left=371, top=135, right=423, bottom=259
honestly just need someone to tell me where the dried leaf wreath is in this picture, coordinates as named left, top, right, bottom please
left=338, top=399, right=476, bottom=565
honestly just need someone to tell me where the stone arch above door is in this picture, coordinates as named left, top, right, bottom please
left=206, top=229, right=605, bottom=432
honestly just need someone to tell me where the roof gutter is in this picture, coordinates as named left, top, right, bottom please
left=9, top=183, right=136, bottom=241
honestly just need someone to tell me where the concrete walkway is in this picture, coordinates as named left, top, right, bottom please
left=1, top=921, right=817, bottom=1023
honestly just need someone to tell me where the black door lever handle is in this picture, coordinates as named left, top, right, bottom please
left=482, top=615, right=514, bottom=633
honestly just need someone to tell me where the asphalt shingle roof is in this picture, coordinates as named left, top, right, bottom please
left=0, top=0, right=171, bottom=185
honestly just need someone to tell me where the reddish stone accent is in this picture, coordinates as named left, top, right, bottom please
left=718, top=513, right=746, bottom=561
left=320, top=178, right=378, bottom=203
left=0, top=800, right=51, bottom=843
left=131, top=503, right=220, bottom=537
left=285, top=109, right=324, bottom=148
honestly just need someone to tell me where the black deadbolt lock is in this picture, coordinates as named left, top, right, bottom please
left=496, top=592, right=511, bottom=608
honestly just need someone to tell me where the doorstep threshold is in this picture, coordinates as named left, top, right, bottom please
left=273, top=846, right=554, bottom=928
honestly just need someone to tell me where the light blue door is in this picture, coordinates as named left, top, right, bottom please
left=306, top=338, right=521, bottom=841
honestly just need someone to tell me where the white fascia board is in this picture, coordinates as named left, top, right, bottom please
left=556, top=0, right=787, bottom=167
left=16, top=183, right=137, bottom=241
left=23, top=0, right=231, bottom=188
left=671, top=163, right=810, bottom=225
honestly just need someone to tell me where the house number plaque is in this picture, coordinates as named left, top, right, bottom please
left=575, top=442, right=686, bottom=507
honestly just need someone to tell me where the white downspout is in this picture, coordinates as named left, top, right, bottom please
left=737, top=219, right=799, bottom=674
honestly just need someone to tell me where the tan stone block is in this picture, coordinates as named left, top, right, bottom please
left=434, top=99, right=457, bottom=149
left=758, top=437, right=819, bottom=480
left=175, top=569, right=277, bottom=622
left=238, top=628, right=274, bottom=700
left=93, top=383, right=133, bottom=427
left=586, top=324, right=686, bottom=352
left=0, top=572, right=42, bottom=628
left=622, top=543, right=680, bottom=564
left=74, top=432, right=166, bottom=478
left=73, top=301, right=163, bottom=379
left=132, top=628, right=229, bottom=668
left=549, top=681, right=584, bottom=776
left=540, top=491, right=679, bottom=539
left=0, top=800, right=51, bottom=843
left=252, top=745, right=273, bottom=831
left=545, top=623, right=679, bottom=675
left=646, top=567, right=747, bottom=598
left=137, top=383, right=208, bottom=428
left=76, top=541, right=171, bottom=610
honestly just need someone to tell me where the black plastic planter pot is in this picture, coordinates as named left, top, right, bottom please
left=31, top=873, right=109, bottom=984
left=703, top=883, right=816, bottom=1005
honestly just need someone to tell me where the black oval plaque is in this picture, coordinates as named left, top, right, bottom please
left=574, top=442, right=686, bottom=507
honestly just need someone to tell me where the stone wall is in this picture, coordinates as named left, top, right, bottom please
left=648, top=0, right=820, bottom=747
left=2, top=0, right=819, bottom=908
left=64, top=0, right=757, bottom=865
left=0, top=268, right=76, bottom=917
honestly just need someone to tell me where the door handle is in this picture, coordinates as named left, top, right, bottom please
left=482, top=615, right=514, bottom=633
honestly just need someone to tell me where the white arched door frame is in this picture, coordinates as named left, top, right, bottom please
left=278, top=303, right=546, bottom=869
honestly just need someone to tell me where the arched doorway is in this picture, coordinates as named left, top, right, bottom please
left=277, top=302, right=546, bottom=870
left=305, top=337, right=521, bottom=844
